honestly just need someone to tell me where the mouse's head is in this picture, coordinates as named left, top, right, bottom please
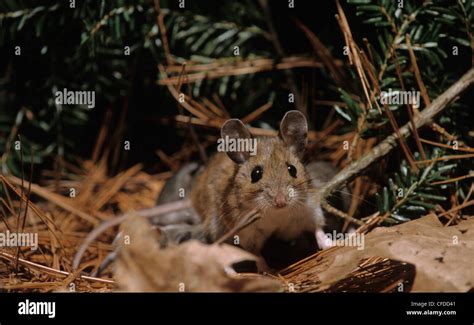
left=220, top=110, right=310, bottom=212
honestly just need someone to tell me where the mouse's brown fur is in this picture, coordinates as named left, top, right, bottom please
left=190, top=111, right=327, bottom=256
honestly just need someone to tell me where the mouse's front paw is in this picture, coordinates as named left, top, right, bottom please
left=315, top=228, right=330, bottom=250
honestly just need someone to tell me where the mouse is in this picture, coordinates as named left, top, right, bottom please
left=96, top=111, right=346, bottom=275
left=189, top=110, right=333, bottom=258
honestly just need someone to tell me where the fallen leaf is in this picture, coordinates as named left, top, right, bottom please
left=280, top=215, right=474, bottom=292
left=114, top=215, right=282, bottom=292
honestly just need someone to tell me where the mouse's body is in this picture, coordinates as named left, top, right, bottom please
left=191, top=136, right=325, bottom=255
left=187, top=111, right=332, bottom=256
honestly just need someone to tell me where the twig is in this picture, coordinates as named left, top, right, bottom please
left=72, top=199, right=192, bottom=270
left=437, top=200, right=474, bottom=218
left=335, top=0, right=371, bottom=113
left=15, top=134, right=25, bottom=272
left=1, top=108, right=25, bottom=174
left=0, top=251, right=114, bottom=285
left=215, top=209, right=260, bottom=245
left=377, top=5, right=421, bottom=81
left=92, top=107, right=112, bottom=162
left=319, top=68, right=474, bottom=225
left=357, top=39, right=418, bottom=171
left=201, top=97, right=229, bottom=118
left=153, top=0, right=172, bottom=65
left=242, top=102, right=273, bottom=124
left=158, top=56, right=322, bottom=86
left=401, top=34, right=427, bottom=160
left=187, top=114, right=208, bottom=163
left=430, top=122, right=458, bottom=142
left=414, top=153, right=474, bottom=164
left=406, top=34, right=431, bottom=108
left=429, top=174, right=474, bottom=186
left=420, top=138, right=474, bottom=153
left=90, top=163, right=143, bottom=211
left=0, top=175, right=64, bottom=247
left=159, top=64, right=218, bottom=121
left=172, top=114, right=320, bottom=142
left=89, top=5, right=136, bottom=38
left=0, top=3, right=60, bottom=20
left=6, top=175, right=98, bottom=225
left=15, top=138, right=34, bottom=271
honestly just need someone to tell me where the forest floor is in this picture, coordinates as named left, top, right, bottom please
left=0, top=155, right=472, bottom=292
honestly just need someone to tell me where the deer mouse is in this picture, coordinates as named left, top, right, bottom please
left=96, top=111, right=342, bottom=275
left=190, top=110, right=332, bottom=258
left=95, top=111, right=344, bottom=275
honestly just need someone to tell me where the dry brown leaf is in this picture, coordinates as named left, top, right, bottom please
left=114, top=215, right=282, bottom=292
left=282, top=215, right=474, bottom=292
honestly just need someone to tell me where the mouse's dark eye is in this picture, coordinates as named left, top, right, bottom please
left=287, top=164, right=297, bottom=178
left=251, top=166, right=263, bottom=183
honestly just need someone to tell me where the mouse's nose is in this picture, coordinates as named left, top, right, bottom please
left=273, top=192, right=287, bottom=208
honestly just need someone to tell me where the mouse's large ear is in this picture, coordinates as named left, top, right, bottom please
left=220, top=119, right=252, bottom=164
left=279, top=110, right=308, bottom=157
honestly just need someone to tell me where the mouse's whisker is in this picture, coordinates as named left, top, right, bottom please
left=329, top=189, right=378, bottom=209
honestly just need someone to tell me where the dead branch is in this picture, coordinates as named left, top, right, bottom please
left=319, top=68, right=474, bottom=226
left=158, top=56, right=322, bottom=86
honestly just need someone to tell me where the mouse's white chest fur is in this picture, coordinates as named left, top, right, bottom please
left=235, top=197, right=325, bottom=255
